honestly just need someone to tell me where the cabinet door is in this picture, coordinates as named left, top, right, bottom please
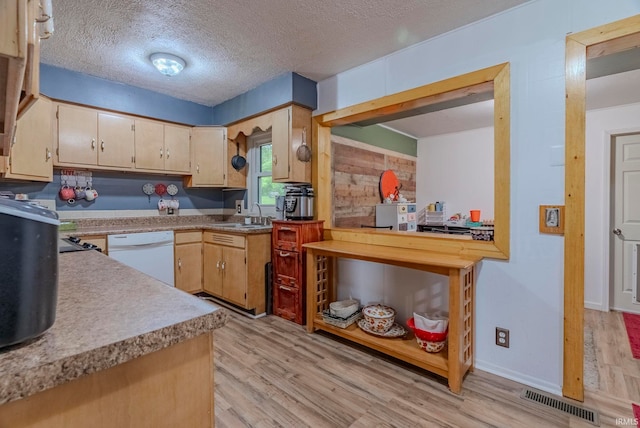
left=190, top=127, right=225, bottom=186
left=203, top=243, right=223, bottom=297
left=274, top=282, right=300, bottom=322
left=273, top=249, right=299, bottom=287
left=164, top=124, right=191, bottom=173
left=97, top=112, right=134, bottom=168
left=271, top=107, right=290, bottom=181
left=57, top=104, right=98, bottom=165
left=134, top=119, right=164, bottom=171
left=7, top=96, right=52, bottom=181
left=175, top=242, right=203, bottom=293
left=222, top=246, right=247, bottom=307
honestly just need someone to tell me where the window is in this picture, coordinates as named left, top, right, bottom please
left=248, top=131, right=285, bottom=213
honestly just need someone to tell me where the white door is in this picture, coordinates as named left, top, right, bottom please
left=612, top=133, right=640, bottom=313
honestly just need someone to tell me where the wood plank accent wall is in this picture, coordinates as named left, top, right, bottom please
left=332, top=135, right=416, bottom=228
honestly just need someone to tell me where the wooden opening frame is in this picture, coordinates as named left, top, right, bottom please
left=312, top=63, right=511, bottom=260
left=564, top=14, right=640, bottom=401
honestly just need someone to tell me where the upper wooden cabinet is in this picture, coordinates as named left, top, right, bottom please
left=134, top=119, right=190, bottom=173
left=56, top=103, right=135, bottom=169
left=186, top=127, right=226, bottom=187
left=3, top=96, right=53, bottom=181
left=227, top=104, right=312, bottom=184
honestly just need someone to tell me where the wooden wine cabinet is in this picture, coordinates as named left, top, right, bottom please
left=271, top=220, right=323, bottom=324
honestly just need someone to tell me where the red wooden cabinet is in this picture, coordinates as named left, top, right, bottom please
left=271, top=220, right=323, bottom=324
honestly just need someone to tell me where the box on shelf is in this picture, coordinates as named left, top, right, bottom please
left=375, top=203, right=417, bottom=231
left=322, top=309, right=362, bottom=328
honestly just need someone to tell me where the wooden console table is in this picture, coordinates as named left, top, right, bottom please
left=304, top=240, right=481, bottom=394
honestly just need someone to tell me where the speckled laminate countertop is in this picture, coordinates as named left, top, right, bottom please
left=0, top=250, right=227, bottom=405
left=62, top=215, right=272, bottom=237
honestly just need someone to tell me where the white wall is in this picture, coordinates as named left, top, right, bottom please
left=316, top=0, right=640, bottom=394
left=585, top=103, right=640, bottom=310
left=417, top=127, right=494, bottom=220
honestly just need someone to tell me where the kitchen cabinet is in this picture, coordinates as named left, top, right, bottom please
left=134, top=119, right=190, bottom=173
left=186, top=127, right=226, bottom=187
left=272, top=220, right=323, bottom=324
left=174, top=231, right=202, bottom=293
left=304, top=240, right=480, bottom=394
left=203, top=231, right=271, bottom=314
left=227, top=104, right=312, bottom=184
left=2, top=96, right=52, bottom=181
left=56, top=103, right=135, bottom=169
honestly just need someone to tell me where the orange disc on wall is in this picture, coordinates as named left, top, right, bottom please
left=379, top=170, right=399, bottom=202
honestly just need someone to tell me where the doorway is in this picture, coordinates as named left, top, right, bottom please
left=564, top=14, right=640, bottom=401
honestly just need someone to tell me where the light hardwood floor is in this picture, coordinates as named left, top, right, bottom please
left=214, top=311, right=637, bottom=427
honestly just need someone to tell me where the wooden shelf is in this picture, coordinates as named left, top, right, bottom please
left=313, top=315, right=448, bottom=378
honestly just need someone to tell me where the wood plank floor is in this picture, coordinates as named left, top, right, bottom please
left=214, top=311, right=638, bottom=427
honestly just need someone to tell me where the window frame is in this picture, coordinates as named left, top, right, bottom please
left=246, top=130, right=285, bottom=216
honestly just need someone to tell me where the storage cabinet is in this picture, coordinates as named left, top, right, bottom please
left=226, top=104, right=312, bottom=184
left=3, top=96, right=52, bottom=181
left=56, top=103, right=135, bottom=169
left=174, top=231, right=203, bottom=293
left=203, top=231, right=271, bottom=314
left=186, top=127, right=227, bottom=187
left=77, top=235, right=108, bottom=255
left=272, top=220, right=323, bottom=324
left=134, top=119, right=190, bottom=173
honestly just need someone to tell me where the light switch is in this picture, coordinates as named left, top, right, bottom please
left=550, top=145, right=564, bottom=166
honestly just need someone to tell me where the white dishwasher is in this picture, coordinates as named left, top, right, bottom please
left=108, top=231, right=175, bottom=287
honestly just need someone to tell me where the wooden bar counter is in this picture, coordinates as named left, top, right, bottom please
left=304, top=240, right=481, bottom=394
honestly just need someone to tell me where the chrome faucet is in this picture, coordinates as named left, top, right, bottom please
left=253, top=202, right=262, bottom=224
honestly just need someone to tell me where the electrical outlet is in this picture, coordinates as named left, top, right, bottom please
left=235, top=200, right=243, bottom=214
left=496, top=327, right=509, bottom=348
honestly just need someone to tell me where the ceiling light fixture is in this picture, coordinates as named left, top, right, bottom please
left=149, top=53, right=186, bottom=77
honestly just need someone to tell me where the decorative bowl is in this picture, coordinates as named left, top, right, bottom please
left=407, top=317, right=448, bottom=353
left=362, top=304, right=396, bottom=333
left=329, top=299, right=359, bottom=318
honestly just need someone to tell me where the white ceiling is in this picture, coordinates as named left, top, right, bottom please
left=41, top=0, right=532, bottom=107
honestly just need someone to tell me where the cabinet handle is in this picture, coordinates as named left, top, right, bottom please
left=221, top=261, right=225, bottom=270
left=91, top=139, right=96, bottom=149
left=216, top=260, right=220, bottom=270
left=196, top=164, right=200, bottom=174
left=279, top=251, right=291, bottom=257
left=100, top=141, right=105, bottom=152
left=160, top=148, right=163, bottom=158
left=45, top=148, right=51, bottom=161
left=273, top=155, right=277, bottom=165
left=178, top=258, right=182, bottom=269
left=279, top=227, right=293, bottom=231
left=166, top=149, right=170, bottom=159
left=279, top=285, right=293, bottom=291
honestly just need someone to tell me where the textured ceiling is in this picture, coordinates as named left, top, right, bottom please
left=41, top=0, right=531, bottom=107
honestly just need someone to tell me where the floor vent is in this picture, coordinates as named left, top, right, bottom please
left=520, top=389, right=600, bottom=426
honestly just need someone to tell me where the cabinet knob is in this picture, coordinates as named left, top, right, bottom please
left=101, top=141, right=105, bottom=152
left=91, top=139, right=96, bottom=149
left=45, top=148, right=51, bottom=161
left=279, top=251, right=291, bottom=257
left=178, top=258, right=182, bottom=269
left=160, top=148, right=163, bottom=158
left=166, top=149, right=170, bottom=159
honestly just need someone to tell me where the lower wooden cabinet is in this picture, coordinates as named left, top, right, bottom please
left=174, top=231, right=203, bottom=293
left=203, top=231, right=270, bottom=314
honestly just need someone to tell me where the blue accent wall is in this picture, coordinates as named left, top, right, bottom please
left=211, top=72, right=317, bottom=125
left=40, top=64, right=213, bottom=125
left=0, top=171, right=246, bottom=211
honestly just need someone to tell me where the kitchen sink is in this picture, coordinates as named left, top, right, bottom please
left=212, top=223, right=271, bottom=229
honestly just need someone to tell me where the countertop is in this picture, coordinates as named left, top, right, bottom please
left=0, top=250, right=227, bottom=405
left=62, top=215, right=272, bottom=237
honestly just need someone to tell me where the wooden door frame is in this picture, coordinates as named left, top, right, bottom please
left=564, top=14, right=640, bottom=401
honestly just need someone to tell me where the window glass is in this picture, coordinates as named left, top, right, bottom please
left=248, top=131, right=285, bottom=211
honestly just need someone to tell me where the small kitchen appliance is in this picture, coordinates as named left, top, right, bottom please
left=284, top=185, right=314, bottom=220
left=0, top=198, right=60, bottom=348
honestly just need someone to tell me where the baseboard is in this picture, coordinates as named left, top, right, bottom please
left=584, top=300, right=607, bottom=311
left=474, top=359, right=562, bottom=397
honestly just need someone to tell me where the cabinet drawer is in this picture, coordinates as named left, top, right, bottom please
left=274, top=282, right=302, bottom=323
left=273, top=250, right=299, bottom=287
left=203, top=231, right=245, bottom=248
left=273, top=225, right=300, bottom=251
left=175, top=230, right=202, bottom=244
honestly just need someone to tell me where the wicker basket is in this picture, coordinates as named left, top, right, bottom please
left=322, top=309, right=362, bottom=329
